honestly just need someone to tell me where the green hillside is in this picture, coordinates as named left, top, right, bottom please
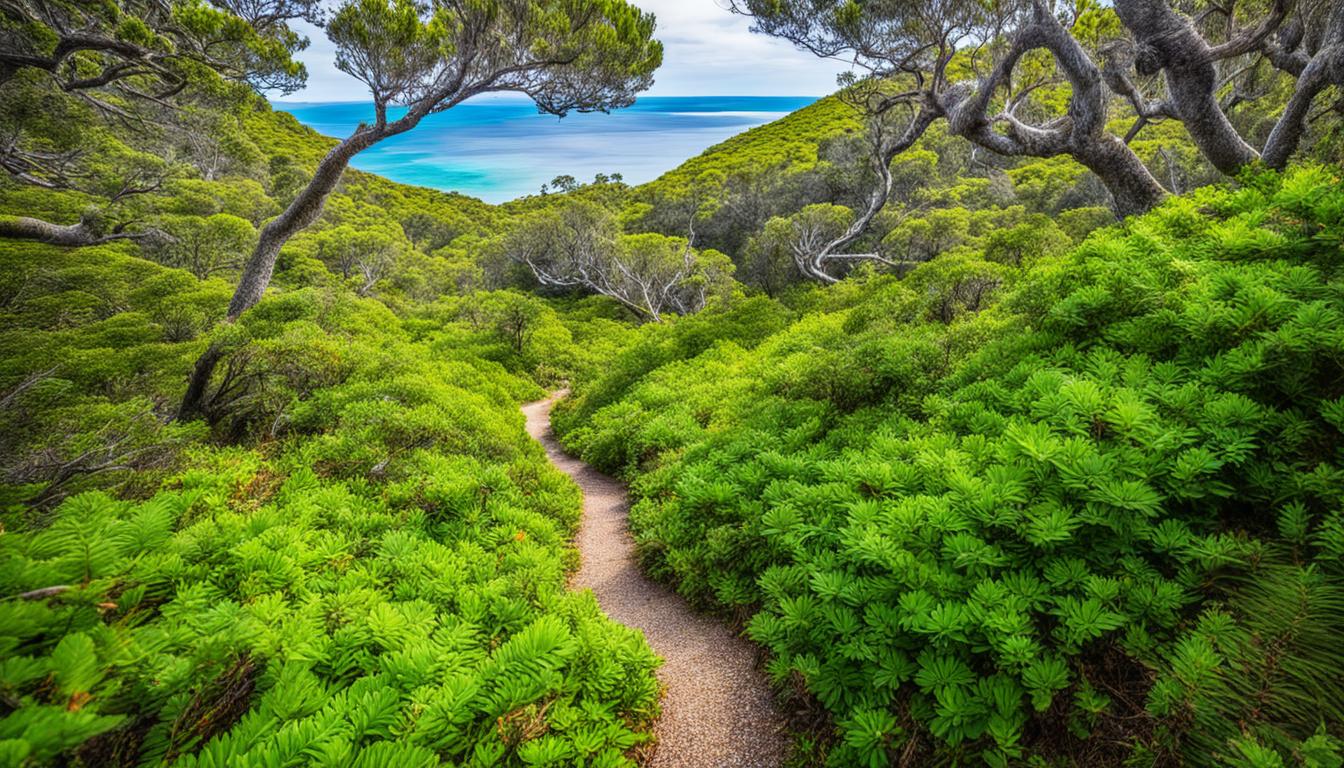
left=635, top=96, right=862, bottom=199
left=3, top=0, right=1343, bottom=764
left=555, top=166, right=1344, bottom=766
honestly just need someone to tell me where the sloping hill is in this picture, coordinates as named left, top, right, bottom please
left=634, top=95, right=861, bottom=198
left=554, top=166, right=1344, bottom=766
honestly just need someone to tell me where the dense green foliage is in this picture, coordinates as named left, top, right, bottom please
left=4, top=0, right=1343, bottom=760
left=0, top=50, right=665, bottom=762
left=0, top=240, right=661, bottom=767
left=556, top=167, right=1344, bottom=765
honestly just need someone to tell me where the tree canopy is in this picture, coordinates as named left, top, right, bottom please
left=502, top=199, right=735, bottom=322
left=0, top=0, right=316, bottom=99
left=178, top=0, right=662, bottom=418
left=728, top=0, right=1344, bottom=279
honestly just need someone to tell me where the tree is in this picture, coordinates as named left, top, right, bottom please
left=742, top=223, right=807, bottom=298
left=505, top=200, right=735, bottom=322
left=982, top=214, right=1073, bottom=266
left=353, top=242, right=399, bottom=298
left=0, top=0, right=315, bottom=247
left=1106, top=0, right=1343, bottom=171
left=543, top=174, right=580, bottom=194
left=401, top=211, right=462, bottom=251
left=616, top=232, right=736, bottom=321
left=315, top=224, right=405, bottom=296
left=0, top=0, right=317, bottom=97
left=729, top=0, right=1344, bottom=280
left=487, top=291, right=544, bottom=355
left=158, top=213, right=258, bottom=279
left=882, top=207, right=972, bottom=265
left=173, top=103, right=269, bottom=183
left=177, top=0, right=662, bottom=419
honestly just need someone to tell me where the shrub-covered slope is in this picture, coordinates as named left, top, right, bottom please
left=634, top=96, right=861, bottom=202
left=556, top=168, right=1344, bottom=766
left=0, top=240, right=661, bottom=766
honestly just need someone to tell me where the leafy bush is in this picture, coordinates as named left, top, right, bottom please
left=0, top=245, right=661, bottom=767
left=557, top=167, right=1344, bottom=765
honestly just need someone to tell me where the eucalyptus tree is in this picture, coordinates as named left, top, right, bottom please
left=177, top=0, right=662, bottom=418
left=315, top=224, right=407, bottom=295
left=730, top=0, right=1343, bottom=282
left=158, top=213, right=258, bottom=279
left=0, top=0, right=317, bottom=97
left=0, top=0, right=317, bottom=247
left=504, top=199, right=734, bottom=322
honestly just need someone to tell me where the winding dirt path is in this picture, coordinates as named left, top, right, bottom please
left=523, top=394, right=789, bottom=768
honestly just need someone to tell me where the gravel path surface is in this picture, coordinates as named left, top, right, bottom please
left=523, top=394, right=790, bottom=768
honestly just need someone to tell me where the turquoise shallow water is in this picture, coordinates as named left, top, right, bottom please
left=275, top=96, right=816, bottom=204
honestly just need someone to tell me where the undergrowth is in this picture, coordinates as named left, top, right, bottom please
left=557, top=167, right=1344, bottom=766
left=0, top=245, right=661, bottom=767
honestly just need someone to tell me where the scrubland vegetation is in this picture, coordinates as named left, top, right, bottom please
left=3, top=0, right=1344, bottom=765
left=0, top=2, right=666, bottom=761
left=0, top=104, right=671, bottom=762
left=556, top=166, right=1344, bottom=766
left=1, top=243, right=662, bottom=767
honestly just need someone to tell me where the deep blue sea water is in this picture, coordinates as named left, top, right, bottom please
left=275, top=96, right=816, bottom=204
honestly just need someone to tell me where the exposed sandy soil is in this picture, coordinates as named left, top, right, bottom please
left=523, top=394, right=789, bottom=768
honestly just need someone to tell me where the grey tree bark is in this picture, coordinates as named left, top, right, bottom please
left=1261, top=3, right=1344, bottom=169
left=946, top=0, right=1168, bottom=217
left=178, top=110, right=425, bottom=421
left=1113, top=0, right=1344, bottom=172
left=776, top=0, right=1170, bottom=281
left=1112, top=0, right=1261, bottom=174
left=0, top=214, right=161, bottom=247
left=226, top=124, right=393, bottom=318
left=790, top=103, right=939, bottom=283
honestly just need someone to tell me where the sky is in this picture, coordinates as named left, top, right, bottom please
left=281, top=0, right=854, bottom=102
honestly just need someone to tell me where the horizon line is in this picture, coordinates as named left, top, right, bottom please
left=271, top=94, right=826, bottom=106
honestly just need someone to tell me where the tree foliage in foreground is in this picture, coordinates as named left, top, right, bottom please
left=0, top=0, right=318, bottom=246
left=0, top=0, right=317, bottom=96
left=0, top=243, right=662, bottom=767
left=178, top=0, right=663, bottom=420
left=555, top=167, right=1344, bottom=766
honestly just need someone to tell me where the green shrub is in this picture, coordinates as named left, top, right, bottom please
left=0, top=245, right=661, bottom=767
left=556, top=167, right=1344, bottom=766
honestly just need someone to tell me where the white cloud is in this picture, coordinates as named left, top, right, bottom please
left=280, top=1, right=852, bottom=102
left=635, top=0, right=851, bottom=96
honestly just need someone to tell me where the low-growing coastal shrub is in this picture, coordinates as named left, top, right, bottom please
left=0, top=246, right=662, bottom=767
left=557, top=168, right=1344, bottom=766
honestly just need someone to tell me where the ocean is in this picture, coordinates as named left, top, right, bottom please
left=274, top=96, right=816, bottom=204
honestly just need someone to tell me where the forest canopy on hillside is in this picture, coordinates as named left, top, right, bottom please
left=1, top=0, right=1343, bottom=765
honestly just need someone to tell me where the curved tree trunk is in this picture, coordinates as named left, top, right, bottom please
left=1113, top=0, right=1261, bottom=175
left=948, top=1, right=1169, bottom=218
left=1261, top=49, right=1337, bottom=168
left=793, top=104, right=938, bottom=282
left=1262, top=6, right=1344, bottom=169
left=226, top=128, right=385, bottom=319
left=178, top=120, right=403, bottom=421
left=175, top=343, right=225, bottom=422
left=1075, top=134, right=1170, bottom=217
